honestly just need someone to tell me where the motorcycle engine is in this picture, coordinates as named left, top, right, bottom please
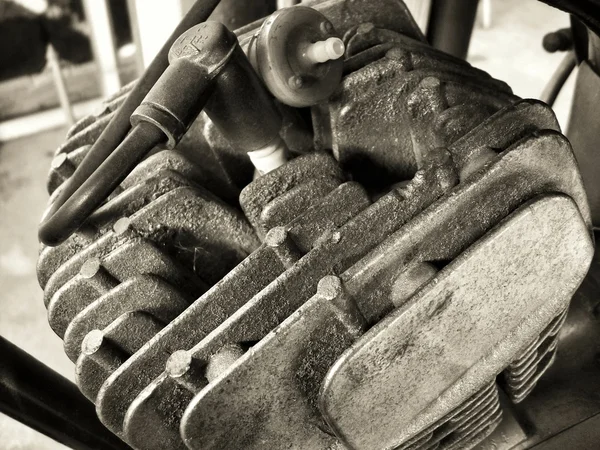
left=36, top=1, right=596, bottom=449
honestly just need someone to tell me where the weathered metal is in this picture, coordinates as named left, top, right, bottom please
left=38, top=0, right=224, bottom=245
left=30, top=2, right=599, bottom=450
left=320, top=195, right=592, bottom=450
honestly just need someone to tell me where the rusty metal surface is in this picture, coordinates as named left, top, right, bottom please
left=125, top=120, right=587, bottom=449
left=313, top=26, right=516, bottom=189
left=321, top=195, right=592, bottom=450
left=30, top=2, right=600, bottom=450
left=177, top=115, right=592, bottom=447
left=475, top=242, right=600, bottom=450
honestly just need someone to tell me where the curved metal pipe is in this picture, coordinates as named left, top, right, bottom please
left=39, top=0, right=222, bottom=245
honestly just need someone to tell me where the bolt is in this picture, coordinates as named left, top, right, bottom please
left=318, top=275, right=344, bottom=301
left=51, top=152, right=68, bottom=169
left=265, top=226, right=302, bottom=268
left=81, top=329, right=104, bottom=355
left=79, top=258, right=119, bottom=294
left=50, top=152, right=75, bottom=183
left=320, top=21, right=334, bottom=35
left=317, top=275, right=365, bottom=335
left=288, top=75, right=304, bottom=89
left=81, top=329, right=129, bottom=371
left=265, top=226, right=288, bottom=247
left=80, top=257, right=102, bottom=279
left=166, top=350, right=208, bottom=392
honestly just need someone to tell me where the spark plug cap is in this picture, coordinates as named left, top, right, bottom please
left=132, top=21, right=283, bottom=153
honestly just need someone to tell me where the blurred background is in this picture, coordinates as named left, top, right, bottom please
left=0, top=0, right=575, bottom=448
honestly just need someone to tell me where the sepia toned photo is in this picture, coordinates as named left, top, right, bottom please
left=0, top=1, right=598, bottom=449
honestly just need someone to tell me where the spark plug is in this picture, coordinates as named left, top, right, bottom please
left=40, top=20, right=289, bottom=246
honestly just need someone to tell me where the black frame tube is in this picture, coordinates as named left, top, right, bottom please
left=0, top=336, right=130, bottom=449
left=427, top=0, right=480, bottom=60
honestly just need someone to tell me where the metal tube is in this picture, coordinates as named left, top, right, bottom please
left=426, top=0, right=480, bottom=60
left=0, top=336, right=130, bottom=449
left=39, top=0, right=222, bottom=245
left=39, top=122, right=166, bottom=245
